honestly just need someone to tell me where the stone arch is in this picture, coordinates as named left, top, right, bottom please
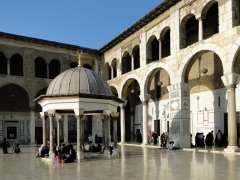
left=146, top=35, right=158, bottom=64
left=10, top=53, right=23, bottom=76
left=0, top=51, right=7, bottom=74
left=230, top=36, right=240, bottom=73
left=119, top=74, right=142, bottom=99
left=121, top=51, right=131, bottom=74
left=180, top=43, right=227, bottom=80
left=35, top=87, right=48, bottom=112
left=110, top=85, right=119, bottom=97
left=0, top=83, right=30, bottom=112
left=132, top=45, right=140, bottom=70
left=160, top=27, right=171, bottom=58
left=110, top=58, right=117, bottom=78
left=142, top=62, right=174, bottom=94
left=201, top=0, right=218, bottom=19
left=49, top=59, right=61, bottom=79
left=180, top=14, right=198, bottom=49
left=103, top=62, right=111, bottom=81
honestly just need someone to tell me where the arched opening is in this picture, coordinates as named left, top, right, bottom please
left=35, top=87, right=47, bottom=112
left=184, top=51, right=224, bottom=93
left=121, top=52, right=131, bottom=75
left=147, top=68, right=170, bottom=102
left=132, top=45, right=140, bottom=70
left=35, top=57, right=47, bottom=78
left=70, top=62, right=78, bottom=68
left=49, top=59, right=60, bottom=79
left=122, top=78, right=141, bottom=141
left=181, top=14, right=198, bottom=48
left=202, top=2, right=219, bottom=40
left=103, top=63, right=110, bottom=81
left=0, top=52, right=7, bottom=75
left=146, top=35, right=158, bottom=64
left=0, top=84, right=29, bottom=112
left=161, top=28, right=170, bottom=58
left=83, top=64, right=91, bottom=70
left=10, top=54, right=23, bottom=76
left=111, top=59, right=117, bottom=78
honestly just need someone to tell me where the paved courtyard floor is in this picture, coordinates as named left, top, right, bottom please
left=0, top=143, right=240, bottom=180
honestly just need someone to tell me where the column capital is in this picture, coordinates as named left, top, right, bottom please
left=29, top=101, right=36, bottom=111
left=74, top=108, right=84, bottom=116
left=119, top=99, right=128, bottom=109
left=226, top=84, right=237, bottom=91
left=47, top=109, right=55, bottom=117
left=221, top=73, right=240, bottom=87
left=111, top=112, right=119, bottom=119
left=139, top=94, right=151, bottom=102
left=55, top=113, right=62, bottom=121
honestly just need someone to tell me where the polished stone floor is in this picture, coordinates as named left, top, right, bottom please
left=0, top=143, right=240, bottom=180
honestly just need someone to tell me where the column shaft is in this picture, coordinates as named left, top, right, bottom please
left=30, top=110, right=35, bottom=144
left=42, top=116, right=46, bottom=146
left=159, top=39, right=162, bottom=60
left=56, top=119, right=60, bottom=147
left=7, top=58, right=10, bottom=75
left=228, top=85, right=237, bottom=146
left=198, top=17, right=203, bottom=41
left=131, top=55, right=134, bottom=71
left=49, top=115, right=54, bottom=154
left=120, top=106, right=126, bottom=143
left=142, top=101, right=148, bottom=145
left=63, top=114, right=68, bottom=144
left=111, top=66, right=114, bottom=79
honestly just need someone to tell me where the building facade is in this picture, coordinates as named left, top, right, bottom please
left=0, top=0, right=240, bottom=149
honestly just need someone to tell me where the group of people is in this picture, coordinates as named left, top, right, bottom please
left=148, top=131, right=159, bottom=145
left=195, top=130, right=228, bottom=147
left=83, top=142, right=104, bottom=153
left=1, top=138, right=21, bottom=154
left=53, top=145, right=76, bottom=164
left=160, top=132, right=169, bottom=148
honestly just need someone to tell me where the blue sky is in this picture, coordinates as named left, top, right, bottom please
left=0, top=1, right=162, bottom=49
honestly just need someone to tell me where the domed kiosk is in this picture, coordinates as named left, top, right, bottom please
left=35, top=51, right=124, bottom=160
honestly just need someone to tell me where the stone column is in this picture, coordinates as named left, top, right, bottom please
left=7, top=58, right=10, bottom=75
left=80, top=115, right=86, bottom=151
left=111, top=66, right=114, bottom=79
left=167, top=83, right=191, bottom=148
left=198, top=17, right=203, bottom=41
left=139, top=94, right=151, bottom=145
left=47, top=110, right=55, bottom=159
left=120, top=103, right=126, bottom=143
left=46, top=63, right=49, bottom=79
left=130, top=107, right=135, bottom=141
left=101, top=115, right=105, bottom=146
left=55, top=113, right=62, bottom=148
left=40, top=112, right=47, bottom=146
left=74, top=108, right=84, bottom=160
left=111, top=112, right=119, bottom=156
left=158, top=39, right=162, bottom=60
left=104, top=115, right=110, bottom=153
left=63, top=114, right=68, bottom=144
left=29, top=102, right=36, bottom=144
left=221, top=73, right=240, bottom=153
left=131, top=55, right=134, bottom=71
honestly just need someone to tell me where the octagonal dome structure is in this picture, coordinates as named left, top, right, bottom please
left=46, top=66, right=112, bottom=96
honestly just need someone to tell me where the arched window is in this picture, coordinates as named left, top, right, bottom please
left=203, top=2, right=219, bottom=39
left=186, top=16, right=198, bottom=46
left=122, top=52, right=131, bottom=75
left=0, top=52, right=7, bottom=74
left=161, top=28, right=170, bottom=58
left=10, top=54, right=23, bottom=76
left=0, top=84, right=29, bottom=112
left=49, top=59, right=60, bottom=79
left=35, top=57, right=47, bottom=78
left=133, top=45, right=140, bottom=70
left=83, top=64, right=91, bottom=70
left=70, top=62, right=78, bottom=68
left=152, top=38, right=159, bottom=61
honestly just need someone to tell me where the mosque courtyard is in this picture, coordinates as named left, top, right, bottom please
left=0, top=144, right=240, bottom=180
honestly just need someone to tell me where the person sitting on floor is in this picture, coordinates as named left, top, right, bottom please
left=53, top=151, right=64, bottom=163
left=167, top=141, right=173, bottom=150
left=172, top=141, right=179, bottom=150
left=64, top=148, right=76, bottom=163
left=84, top=142, right=91, bottom=152
left=96, top=143, right=102, bottom=152
left=12, top=144, right=21, bottom=154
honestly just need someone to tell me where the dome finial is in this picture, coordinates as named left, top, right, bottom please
left=77, top=50, right=83, bottom=66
